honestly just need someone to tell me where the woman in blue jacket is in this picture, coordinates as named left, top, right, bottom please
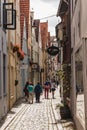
left=27, top=82, right=34, bottom=104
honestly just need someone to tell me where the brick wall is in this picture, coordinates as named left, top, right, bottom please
left=40, top=22, right=48, bottom=49
left=20, top=0, right=30, bottom=45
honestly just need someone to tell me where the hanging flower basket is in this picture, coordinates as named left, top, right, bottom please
left=17, top=49, right=25, bottom=60
left=13, top=44, right=20, bottom=53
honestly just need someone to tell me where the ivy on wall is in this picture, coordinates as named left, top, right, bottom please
left=57, top=64, right=71, bottom=104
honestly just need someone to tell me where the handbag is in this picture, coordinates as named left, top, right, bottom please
left=44, top=85, right=50, bottom=89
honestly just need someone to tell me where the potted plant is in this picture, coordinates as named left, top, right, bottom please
left=60, top=104, right=71, bottom=119
left=13, top=44, right=20, bottom=53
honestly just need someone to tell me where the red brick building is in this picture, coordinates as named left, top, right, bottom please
left=40, top=21, right=49, bottom=82
left=40, top=21, right=48, bottom=49
left=20, top=0, right=30, bottom=45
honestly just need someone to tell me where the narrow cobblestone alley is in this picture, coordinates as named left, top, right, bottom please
left=0, top=88, right=76, bottom=130
left=0, top=93, right=59, bottom=130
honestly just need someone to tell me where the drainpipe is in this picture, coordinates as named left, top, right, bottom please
left=60, top=44, right=63, bottom=102
left=8, top=31, right=11, bottom=110
left=26, top=38, right=30, bottom=81
left=15, top=57, right=17, bottom=101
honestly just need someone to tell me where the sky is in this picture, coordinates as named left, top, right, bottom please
left=30, top=0, right=61, bottom=36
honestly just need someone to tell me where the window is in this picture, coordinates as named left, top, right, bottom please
left=75, top=46, right=83, bottom=94
left=75, top=46, right=85, bottom=123
left=3, top=3, right=16, bottom=30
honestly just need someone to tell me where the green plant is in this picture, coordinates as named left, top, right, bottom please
left=56, top=103, right=64, bottom=109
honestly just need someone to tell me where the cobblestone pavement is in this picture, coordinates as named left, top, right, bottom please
left=51, top=87, right=77, bottom=130
left=0, top=87, right=76, bottom=130
left=0, top=95, right=58, bottom=130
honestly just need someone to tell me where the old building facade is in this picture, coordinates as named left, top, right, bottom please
left=71, top=0, right=87, bottom=129
left=57, top=0, right=87, bottom=129
left=56, top=0, right=71, bottom=105
left=0, top=0, right=51, bottom=121
left=20, top=0, right=30, bottom=92
left=40, top=22, right=49, bottom=84
left=7, top=0, right=22, bottom=110
left=0, top=0, right=8, bottom=119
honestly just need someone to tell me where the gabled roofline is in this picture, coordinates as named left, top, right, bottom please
left=56, top=0, right=68, bottom=17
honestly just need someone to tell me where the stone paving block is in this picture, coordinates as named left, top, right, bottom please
left=0, top=88, right=76, bottom=130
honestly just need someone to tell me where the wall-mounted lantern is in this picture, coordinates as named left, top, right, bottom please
left=31, top=63, right=39, bottom=71
left=3, top=3, right=16, bottom=30
left=15, top=80, right=18, bottom=86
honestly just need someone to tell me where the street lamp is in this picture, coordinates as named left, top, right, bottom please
left=3, top=2, right=16, bottom=30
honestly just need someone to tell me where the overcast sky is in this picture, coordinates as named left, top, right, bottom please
left=30, top=0, right=60, bottom=36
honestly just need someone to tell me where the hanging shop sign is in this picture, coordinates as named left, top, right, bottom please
left=47, top=45, right=59, bottom=56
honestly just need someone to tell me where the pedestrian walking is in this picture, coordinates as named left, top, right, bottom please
left=27, top=82, right=34, bottom=104
left=44, top=80, right=51, bottom=99
left=23, top=81, right=29, bottom=101
left=57, top=80, right=59, bottom=85
left=34, top=81, right=43, bottom=103
left=51, top=82, right=56, bottom=99
left=56, top=80, right=59, bottom=88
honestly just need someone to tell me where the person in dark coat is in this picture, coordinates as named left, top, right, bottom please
left=34, top=81, right=42, bottom=103
left=23, top=81, right=29, bottom=101
left=51, top=82, right=56, bottom=99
